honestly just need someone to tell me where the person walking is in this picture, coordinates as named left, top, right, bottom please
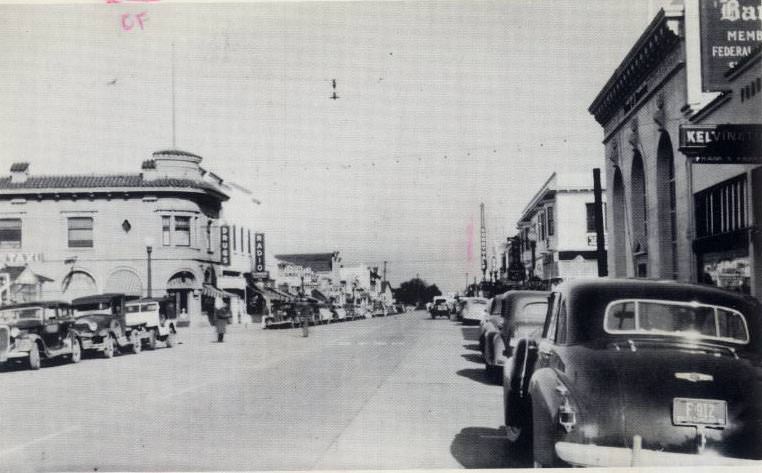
left=213, top=298, right=232, bottom=342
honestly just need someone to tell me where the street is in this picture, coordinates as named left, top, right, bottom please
left=0, top=311, right=529, bottom=472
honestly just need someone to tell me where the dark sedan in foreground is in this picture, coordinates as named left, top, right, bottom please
left=503, top=278, right=762, bottom=468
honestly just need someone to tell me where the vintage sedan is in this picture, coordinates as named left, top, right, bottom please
left=0, top=301, right=82, bottom=370
left=480, top=290, right=548, bottom=382
left=460, top=297, right=489, bottom=325
left=71, top=293, right=141, bottom=357
left=503, top=278, right=762, bottom=467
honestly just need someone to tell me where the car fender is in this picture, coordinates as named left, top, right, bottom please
left=529, top=366, right=566, bottom=466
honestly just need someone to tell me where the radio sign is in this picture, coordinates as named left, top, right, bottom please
left=254, top=233, right=266, bottom=273
left=700, top=0, right=762, bottom=91
left=679, top=124, right=762, bottom=163
left=220, top=225, right=230, bottom=266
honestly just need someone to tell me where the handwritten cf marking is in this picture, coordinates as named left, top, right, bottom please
left=121, top=11, right=149, bottom=31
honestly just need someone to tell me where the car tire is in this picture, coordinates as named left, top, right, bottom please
left=166, top=329, right=177, bottom=348
left=103, top=335, right=115, bottom=359
left=28, top=342, right=42, bottom=370
left=130, top=332, right=143, bottom=354
left=147, top=329, right=158, bottom=350
left=70, top=335, right=82, bottom=364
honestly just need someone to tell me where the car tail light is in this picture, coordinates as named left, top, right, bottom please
left=556, top=385, right=577, bottom=433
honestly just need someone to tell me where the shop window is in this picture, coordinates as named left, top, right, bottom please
left=247, top=229, right=252, bottom=254
left=232, top=225, right=237, bottom=252
left=695, top=174, right=747, bottom=238
left=162, top=216, right=171, bottom=246
left=67, top=217, right=93, bottom=248
left=241, top=227, right=245, bottom=253
left=175, top=216, right=191, bottom=246
left=206, top=221, right=213, bottom=252
left=546, top=206, right=554, bottom=237
left=538, top=211, right=545, bottom=241
left=0, top=218, right=21, bottom=249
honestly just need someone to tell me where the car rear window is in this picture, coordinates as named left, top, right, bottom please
left=605, top=299, right=749, bottom=344
left=516, top=302, right=548, bottom=324
left=470, top=300, right=487, bottom=305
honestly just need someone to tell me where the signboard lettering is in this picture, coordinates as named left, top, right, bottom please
left=0, top=253, right=45, bottom=264
left=220, top=225, right=230, bottom=266
left=679, top=124, right=762, bottom=163
left=254, top=233, right=266, bottom=273
left=700, top=0, right=762, bottom=91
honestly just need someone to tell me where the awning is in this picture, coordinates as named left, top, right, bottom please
left=311, top=289, right=329, bottom=302
left=252, top=286, right=292, bottom=302
left=202, top=284, right=237, bottom=299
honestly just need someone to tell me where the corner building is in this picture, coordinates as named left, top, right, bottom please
left=590, top=3, right=762, bottom=296
left=0, top=150, right=248, bottom=324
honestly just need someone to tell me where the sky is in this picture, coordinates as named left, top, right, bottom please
left=0, top=0, right=674, bottom=293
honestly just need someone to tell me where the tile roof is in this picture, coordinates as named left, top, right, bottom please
left=0, top=174, right=225, bottom=196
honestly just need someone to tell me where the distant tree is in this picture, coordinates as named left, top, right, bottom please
left=394, top=278, right=442, bottom=306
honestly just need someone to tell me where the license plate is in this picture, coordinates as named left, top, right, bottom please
left=673, top=398, right=727, bottom=427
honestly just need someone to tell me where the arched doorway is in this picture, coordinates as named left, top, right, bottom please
left=167, top=270, right=196, bottom=317
left=656, top=132, right=677, bottom=279
left=105, top=269, right=143, bottom=297
left=612, top=167, right=628, bottom=276
left=630, top=152, right=648, bottom=277
left=62, top=270, right=97, bottom=300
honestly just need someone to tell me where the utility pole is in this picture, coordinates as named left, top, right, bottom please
left=593, top=168, right=608, bottom=277
left=480, top=203, right=487, bottom=282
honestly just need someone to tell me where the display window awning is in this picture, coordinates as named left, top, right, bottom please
left=202, top=284, right=237, bottom=299
left=252, top=286, right=292, bottom=302
left=311, top=289, right=329, bottom=302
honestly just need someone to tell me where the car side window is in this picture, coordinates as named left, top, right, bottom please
left=543, top=293, right=560, bottom=341
left=555, top=301, right=568, bottom=344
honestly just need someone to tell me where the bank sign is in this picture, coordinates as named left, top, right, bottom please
left=700, top=0, right=762, bottom=91
left=679, top=124, right=762, bottom=163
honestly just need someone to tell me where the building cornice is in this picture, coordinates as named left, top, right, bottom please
left=589, top=9, right=682, bottom=126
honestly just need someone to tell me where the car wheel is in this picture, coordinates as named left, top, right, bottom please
left=147, top=329, right=158, bottom=350
left=103, top=335, right=115, bottom=359
left=165, top=329, right=177, bottom=348
left=28, top=342, right=42, bottom=370
left=70, top=335, right=82, bottom=363
left=130, top=331, right=142, bottom=354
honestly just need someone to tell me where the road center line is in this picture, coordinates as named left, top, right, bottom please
left=0, top=425, right=81, bottom=458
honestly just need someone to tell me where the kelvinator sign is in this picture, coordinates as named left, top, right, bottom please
left=700, top=0, right=762, bottom=91
left=679, top=124, right=762, bottom=163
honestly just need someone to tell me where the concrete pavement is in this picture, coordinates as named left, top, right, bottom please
left=0, top=311, right=525, bottom=471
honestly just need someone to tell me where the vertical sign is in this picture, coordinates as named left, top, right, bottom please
left=220, top=225, right=230, bottom=266
left=699, top=0, right=762, bottom=91
left=254, top=233, right=267, bottom=276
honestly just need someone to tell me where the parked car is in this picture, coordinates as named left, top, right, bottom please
left=372, top=301, right=388, bottom=317
left=71, top=293, right=141, bottom=357
left=331, top=304, right=347, bottom=322
left=480, top=290, right=548, bottom=382
left=460, top=297, right=489, bottom=325
left=317, top=304, right=333, bottom=324
left=124, top=297, right=178, bottom=349
left=429, top=296, right=450, bottom=319
left=503, top=278, right=762, bottom=467
left=0, top=301, right=83, bottom=370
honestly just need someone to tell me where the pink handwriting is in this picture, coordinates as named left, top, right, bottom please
left=121, top=11, right=149, bottom=31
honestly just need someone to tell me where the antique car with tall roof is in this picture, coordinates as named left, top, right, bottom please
left=71, top=293, right=142, bottom=357
left=480, top=290, right=548, bottom=383
left=124, top=297, right=178, bottom=349
left=0, top=301, right=83, bottom=370
left=503, top=278, right=762, bottom=467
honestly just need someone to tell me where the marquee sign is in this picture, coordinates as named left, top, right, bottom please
left=700, top=0, right=762, bottom=91
left=679, top=124, right=762, bottom=163
left=251, top=233, right=268, bottom=279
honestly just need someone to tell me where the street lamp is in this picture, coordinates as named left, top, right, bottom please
left=145, top=237, right=154, bottom=298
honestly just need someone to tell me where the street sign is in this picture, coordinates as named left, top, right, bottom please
left=220, top=225, right=230, bottom=266
left=254, top=233, right=266, bottom=272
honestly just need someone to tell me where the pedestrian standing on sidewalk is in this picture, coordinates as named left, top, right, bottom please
left=213, top=297, right=232, bottom=342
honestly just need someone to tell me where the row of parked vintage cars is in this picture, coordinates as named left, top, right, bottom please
left=469, top=278, right=762, bottom=467
left=0, top=294, right=178, bottom=371
left=262, top=300, right=407, bottom=328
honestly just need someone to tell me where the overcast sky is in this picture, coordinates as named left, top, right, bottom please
left=0, top=0, right=673, bottom=293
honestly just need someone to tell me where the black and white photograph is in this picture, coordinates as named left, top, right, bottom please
left=0, top=0, right=761, bottom=471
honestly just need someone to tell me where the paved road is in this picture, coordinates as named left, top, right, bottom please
left=0, top=311, right=530, bottom=471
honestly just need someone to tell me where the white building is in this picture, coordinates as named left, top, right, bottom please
left=516, top=172, right=607, bottom=283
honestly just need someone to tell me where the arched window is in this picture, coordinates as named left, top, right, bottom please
left=656, top=132, right=677, bottom=279
left=612, top=167, right=627, bottom=276
left=630, top=153, right=648, bottom=277
left=62, top=270, right=97, bottom=300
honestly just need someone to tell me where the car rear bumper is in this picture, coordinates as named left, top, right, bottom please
left=555, top=439, right=762, bottom=467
